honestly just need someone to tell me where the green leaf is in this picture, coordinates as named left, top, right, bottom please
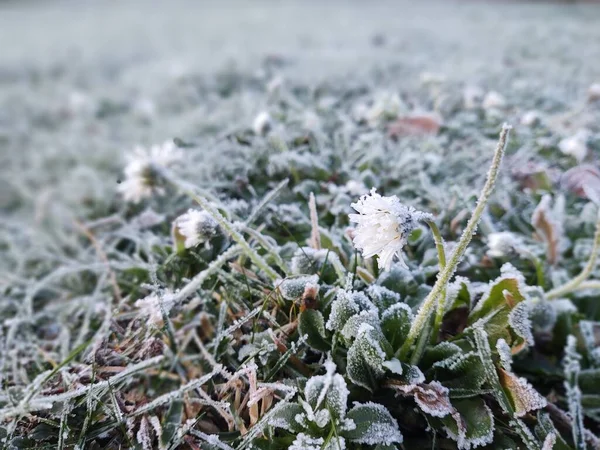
left=267, top=402, right=305, bottom=433
left=298, top=309, right=331, bottom=352
left=467, top=271, right=528, bottom=349
left=344, top=402, right=403, bottom=446
left=161, top=399, right=183, bottom=448
left=347, top=325, right=385, bottom=391
left=440, top=397, right=494, bottom=449
left=381, top=303, right=412, bottom=351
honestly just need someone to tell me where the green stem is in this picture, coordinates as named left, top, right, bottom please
left=160, top=169, right=279, bottom=281
left=398, top=125, right=511, bottom=361
left=546, top=213, right=600, bottom=300
left=427, top=219, right=448, bottom=344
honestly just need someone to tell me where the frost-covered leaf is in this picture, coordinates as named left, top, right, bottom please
left=341, top=310, right=381, bottom=343
left=304, top=358, right=349, bottom=420
left=507, top=301, right=534, bottom=350
left=468, top=264, right=529, bottom=349
left=381, top=303, right=413, bottom=351
left=441, top=397, right=494, bottom=450
left=432, top=352, right=487, bottom=397
left=326, top=289, right=375, bottom=332
left=392, top=381, right=455, bottom=418
left=531, top=195, right=563, bottom=265
left=367, top=285, right=402, bottom=312
left=344, top=402, right=403, bottom=446
left=289, top=432, right=325, bottom=450
left=277, top=275, right=319, bottom=301
left=298, top=310, right=331, bottom=352
left=267, top=403, right=305, bottom=433
left=498, top=368, right=547, bottom=417
left=346, top=324, right=386, bottom=391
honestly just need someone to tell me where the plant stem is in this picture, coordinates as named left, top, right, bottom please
left=546, top=212, right=600, bottom=300
left=398, top=124, right=511, bottom=361
left=159, top=169, right=279, bottom=281
left=426, top=219, right=449, bottom=344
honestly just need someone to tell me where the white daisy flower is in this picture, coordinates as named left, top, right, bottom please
left=349, top=188, right=432, bottom=271
left=174, top=209, right=218, bottom=249
left=486, top=232, right=522, bottom=258
left=252, top=111, right=272, bottom=135
left=118, top=140, right=183, bottom=203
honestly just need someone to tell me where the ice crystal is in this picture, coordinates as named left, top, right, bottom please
left=346, top=402, right=403, bottom=445
left=496, top=338, right=513, bottom=371
left=349, top=188, right=432, bottom=271
left=508, top=301, right=534, bottom=347
left=289, top=433, right=325, bottom=450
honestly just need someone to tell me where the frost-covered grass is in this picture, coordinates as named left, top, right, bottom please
left=2, top=1, right=600, bottom=449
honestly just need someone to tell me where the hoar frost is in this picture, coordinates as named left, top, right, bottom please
left=349, top=188, right=432, bottom=271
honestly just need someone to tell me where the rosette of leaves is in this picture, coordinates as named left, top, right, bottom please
left=264, top=358, right=403, bottom=449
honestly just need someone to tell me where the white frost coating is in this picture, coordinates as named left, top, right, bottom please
left=323, top=436, right=347, bottom=450
left=173, top=209, right=218, bottom=249
left=579, top=321, right=600, bottom=366
left=381, top=301, right=413, bottom=322
left=277, top=275, right=319, bottom=301
left=367, top=284, right=402, bottom=310
left=508, top=301, right=534, bottom=347
left=509, top=373, right=548, bottom=417
left=496, top=338, right=513, bottom=371
left=325, top=289, right=376, bottom=332
left=552, top=299, right=577, bottom=314
left=289, top=433, right=325, bottom=450
left=348, top=401, right=403, bottom=445
left=471, top=263, right=527, bottom=316
left=349, top=188, right=433, bottom=271
left=382, top=358, right=403, bottom=375
left=432, top=351, right=475, bottom=371
left=118, top=140, right=183, bottom=203
left=134, top=291, right=176, bottom=326
left=136, top=416, right=153, bottom=450
left=443, top=403, right=495, bottom=450
left=542, top=432, right=557, bottom=450
left=341, top=310, right=380, bottom=341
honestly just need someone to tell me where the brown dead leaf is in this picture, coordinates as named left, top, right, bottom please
left=387, top=113, right=442, bottom=139
left=561, top=164, right=600, bottom=205
left=531, top=196, right=562, bottom=265
left=498, top=368, right=547, bottom=417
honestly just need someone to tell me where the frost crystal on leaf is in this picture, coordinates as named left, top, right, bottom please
left=345, top=401, right=403, bottom=445
left=289, top=433, right=325, bottom=450
left=349, top=188, right=433, bottom=271
left=496, top=338, right=513, bottom=370
left=326, top=289, right=375, bottom=332
left=508, top=301, right=534, bottom=347
left=118, top=140, right=183, bottom=203
left=277, top=275, right=319, bottom=301
left=174, top=209, right=218, bottom=249
left=134, top=292, right=175, bottom=326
